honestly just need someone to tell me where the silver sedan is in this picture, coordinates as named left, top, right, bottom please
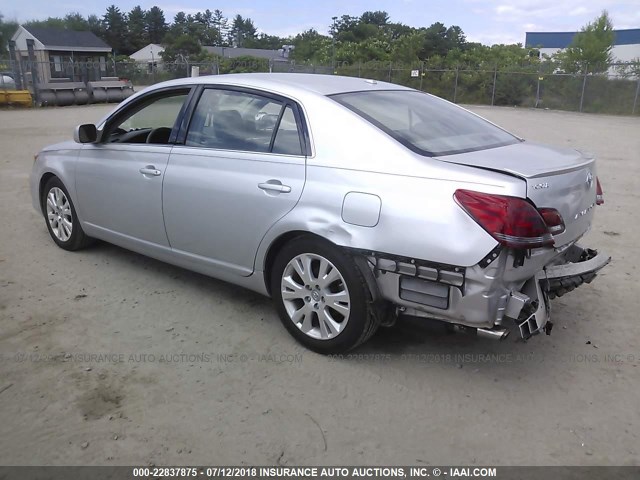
left=31, top=73, right=610, bottom=353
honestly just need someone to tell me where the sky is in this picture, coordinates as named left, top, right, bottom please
left=1, top=0, right=639, bottom=46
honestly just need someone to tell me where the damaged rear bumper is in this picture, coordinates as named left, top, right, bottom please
left=368, top=243, right=610, bottom=341
left=544, top=245, right=611, bottom=299
left=499, top=244, right=609, bottom=339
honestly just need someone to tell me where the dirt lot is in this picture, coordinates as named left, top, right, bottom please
left=0, top=103, right=639, bottom=467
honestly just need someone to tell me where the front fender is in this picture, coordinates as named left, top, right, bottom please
left=31, top=145, right=81, bottom=216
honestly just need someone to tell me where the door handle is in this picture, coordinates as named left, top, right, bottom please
left=258, top=182, right=291, bottom=194
left=139, top=166, right=161, bottom=176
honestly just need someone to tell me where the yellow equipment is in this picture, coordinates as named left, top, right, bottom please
left=1, top=89, right=33, bottom=107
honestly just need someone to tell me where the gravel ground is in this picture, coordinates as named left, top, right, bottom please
left=0, top=103, right=639, bottom=466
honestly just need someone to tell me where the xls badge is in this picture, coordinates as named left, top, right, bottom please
left=533, top=182, right=549, bottom=190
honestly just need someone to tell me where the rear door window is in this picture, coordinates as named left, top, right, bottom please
left=186, top=89, right=303, bottom=155
left=272, top=106, right=303, bottom=156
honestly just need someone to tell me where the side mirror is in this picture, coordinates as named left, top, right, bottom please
left=74, top=124, right=97, bottom=144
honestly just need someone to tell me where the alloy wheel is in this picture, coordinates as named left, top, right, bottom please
left=46, top=187, right=73, bottom=242
left=280, top=253, right=351, bottom=340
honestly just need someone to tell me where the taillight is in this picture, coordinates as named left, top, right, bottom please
left=454, top=189, right=554, bottom=249
left=596, top=177, right=604, bottom=205
left=538, top=208, right=565, bottom=235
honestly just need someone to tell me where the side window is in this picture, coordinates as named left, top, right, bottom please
left=106, top=91, right=189, bottom=144
left=272, top=106, right=303, bottom=156
left=186, top=89, right=303, bottom=155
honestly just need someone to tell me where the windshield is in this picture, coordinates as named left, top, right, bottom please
left=331, top=90, right=520, bottom=156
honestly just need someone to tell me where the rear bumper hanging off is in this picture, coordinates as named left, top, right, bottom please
left=506, top=245, right=610, bottom=339
left=543, top=245, right=611, bottom=299
left=367, top=243, right=610, bottom=340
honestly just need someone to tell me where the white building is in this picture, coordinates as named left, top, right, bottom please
left=525, top=28, right=640, bottom=75
left=130, top=43, right=164, bottom=70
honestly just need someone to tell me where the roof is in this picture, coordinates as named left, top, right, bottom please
left=130, top=43, right=165, bottom=61
left=614, top=28, right=640, bottom=45
left=526, top=28, right=640, bottom=48
left=154, top=73, right=409, bottom=96
left=203, top=46, right=288, bottom=62
left=108, top=75, right=409, bottom=120
left=22, top=26, right=111, bottom=50
left=131, top=43, right=164, bottom=54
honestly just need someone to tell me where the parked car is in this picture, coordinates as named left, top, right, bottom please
left=30, top=74, right=610, bottom=353
left=1, top=72, right=16, bottom=90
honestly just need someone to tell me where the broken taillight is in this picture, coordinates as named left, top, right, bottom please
left=454, top=189, right=554, bottom=249
left=538, top=208, right=565, bottom=235
left=596, top=177, right=604, bottom=205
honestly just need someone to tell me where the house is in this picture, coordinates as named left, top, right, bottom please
left=130, top=43, right=165, bottom=71
left=10, top=25, right=112, bottom=84
left=525, top=28, right=640, bottom=75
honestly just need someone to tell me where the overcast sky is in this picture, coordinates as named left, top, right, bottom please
left=2, top=0, right=639, bottom=45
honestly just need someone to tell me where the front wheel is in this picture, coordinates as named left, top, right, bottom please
left=41, top=176, right=93, bottom=251
left=270, top=236, right=379, bottom=353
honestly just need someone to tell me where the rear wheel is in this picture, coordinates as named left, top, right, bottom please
left=271, top=236, right=379, bottom=353
left=42, top=177, right=93, bottom=251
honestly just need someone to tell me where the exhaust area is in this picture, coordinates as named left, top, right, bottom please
left=452, top=324, right=510, bottom=340
left=477, top=327, right=510, bottom=340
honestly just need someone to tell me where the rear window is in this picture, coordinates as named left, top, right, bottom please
left=331, top=90, right=519, bottom=156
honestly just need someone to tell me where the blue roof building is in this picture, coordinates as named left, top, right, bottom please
left=525, top=28, right=640, bottom=49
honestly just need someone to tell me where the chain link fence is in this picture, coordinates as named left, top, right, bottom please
left=2, top=57, right=639, bottom=115
left=319, top=61, right=640, bottom=115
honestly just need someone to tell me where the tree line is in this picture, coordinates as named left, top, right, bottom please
left=0, top=7, right=623, bottom=75
left=0, top=6, right=269, bottom=57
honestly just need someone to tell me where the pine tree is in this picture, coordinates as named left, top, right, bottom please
left=87, top=14, right=104, bottom=38
left=102, top=5, right=128, bottom=54
left=127, top=6, right=148, bottom=52
left=145, top=6, right=167, bottom=44
left=556, top=11, right=615, bottom=73
left=212, top=10, right=229, bottom=46
left=229, top=15, right=256, bottom=47
left=64, top=13, right=89, bottom=31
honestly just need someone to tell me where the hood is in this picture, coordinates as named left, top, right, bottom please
left=40, top=140, right=80, bottom=153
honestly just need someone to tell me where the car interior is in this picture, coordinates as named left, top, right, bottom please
left=105, top=92, right=190, bottom=145
left=103, top=89, right=303, bottom=156
left=185, top=90, right=303, bottom=155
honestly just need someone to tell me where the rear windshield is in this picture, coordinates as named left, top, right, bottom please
left=331, top=90, right=519, bottom=156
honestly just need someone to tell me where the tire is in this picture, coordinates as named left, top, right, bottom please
left=270, top=236, right=380, bottom=354
left=41, top=176, right=93, bottom=251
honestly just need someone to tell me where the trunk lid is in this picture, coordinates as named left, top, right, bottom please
left=437, top=142, right=598, bottom=247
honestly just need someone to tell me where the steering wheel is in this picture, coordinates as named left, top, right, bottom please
left=146, top=127, right=173, bottom=144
